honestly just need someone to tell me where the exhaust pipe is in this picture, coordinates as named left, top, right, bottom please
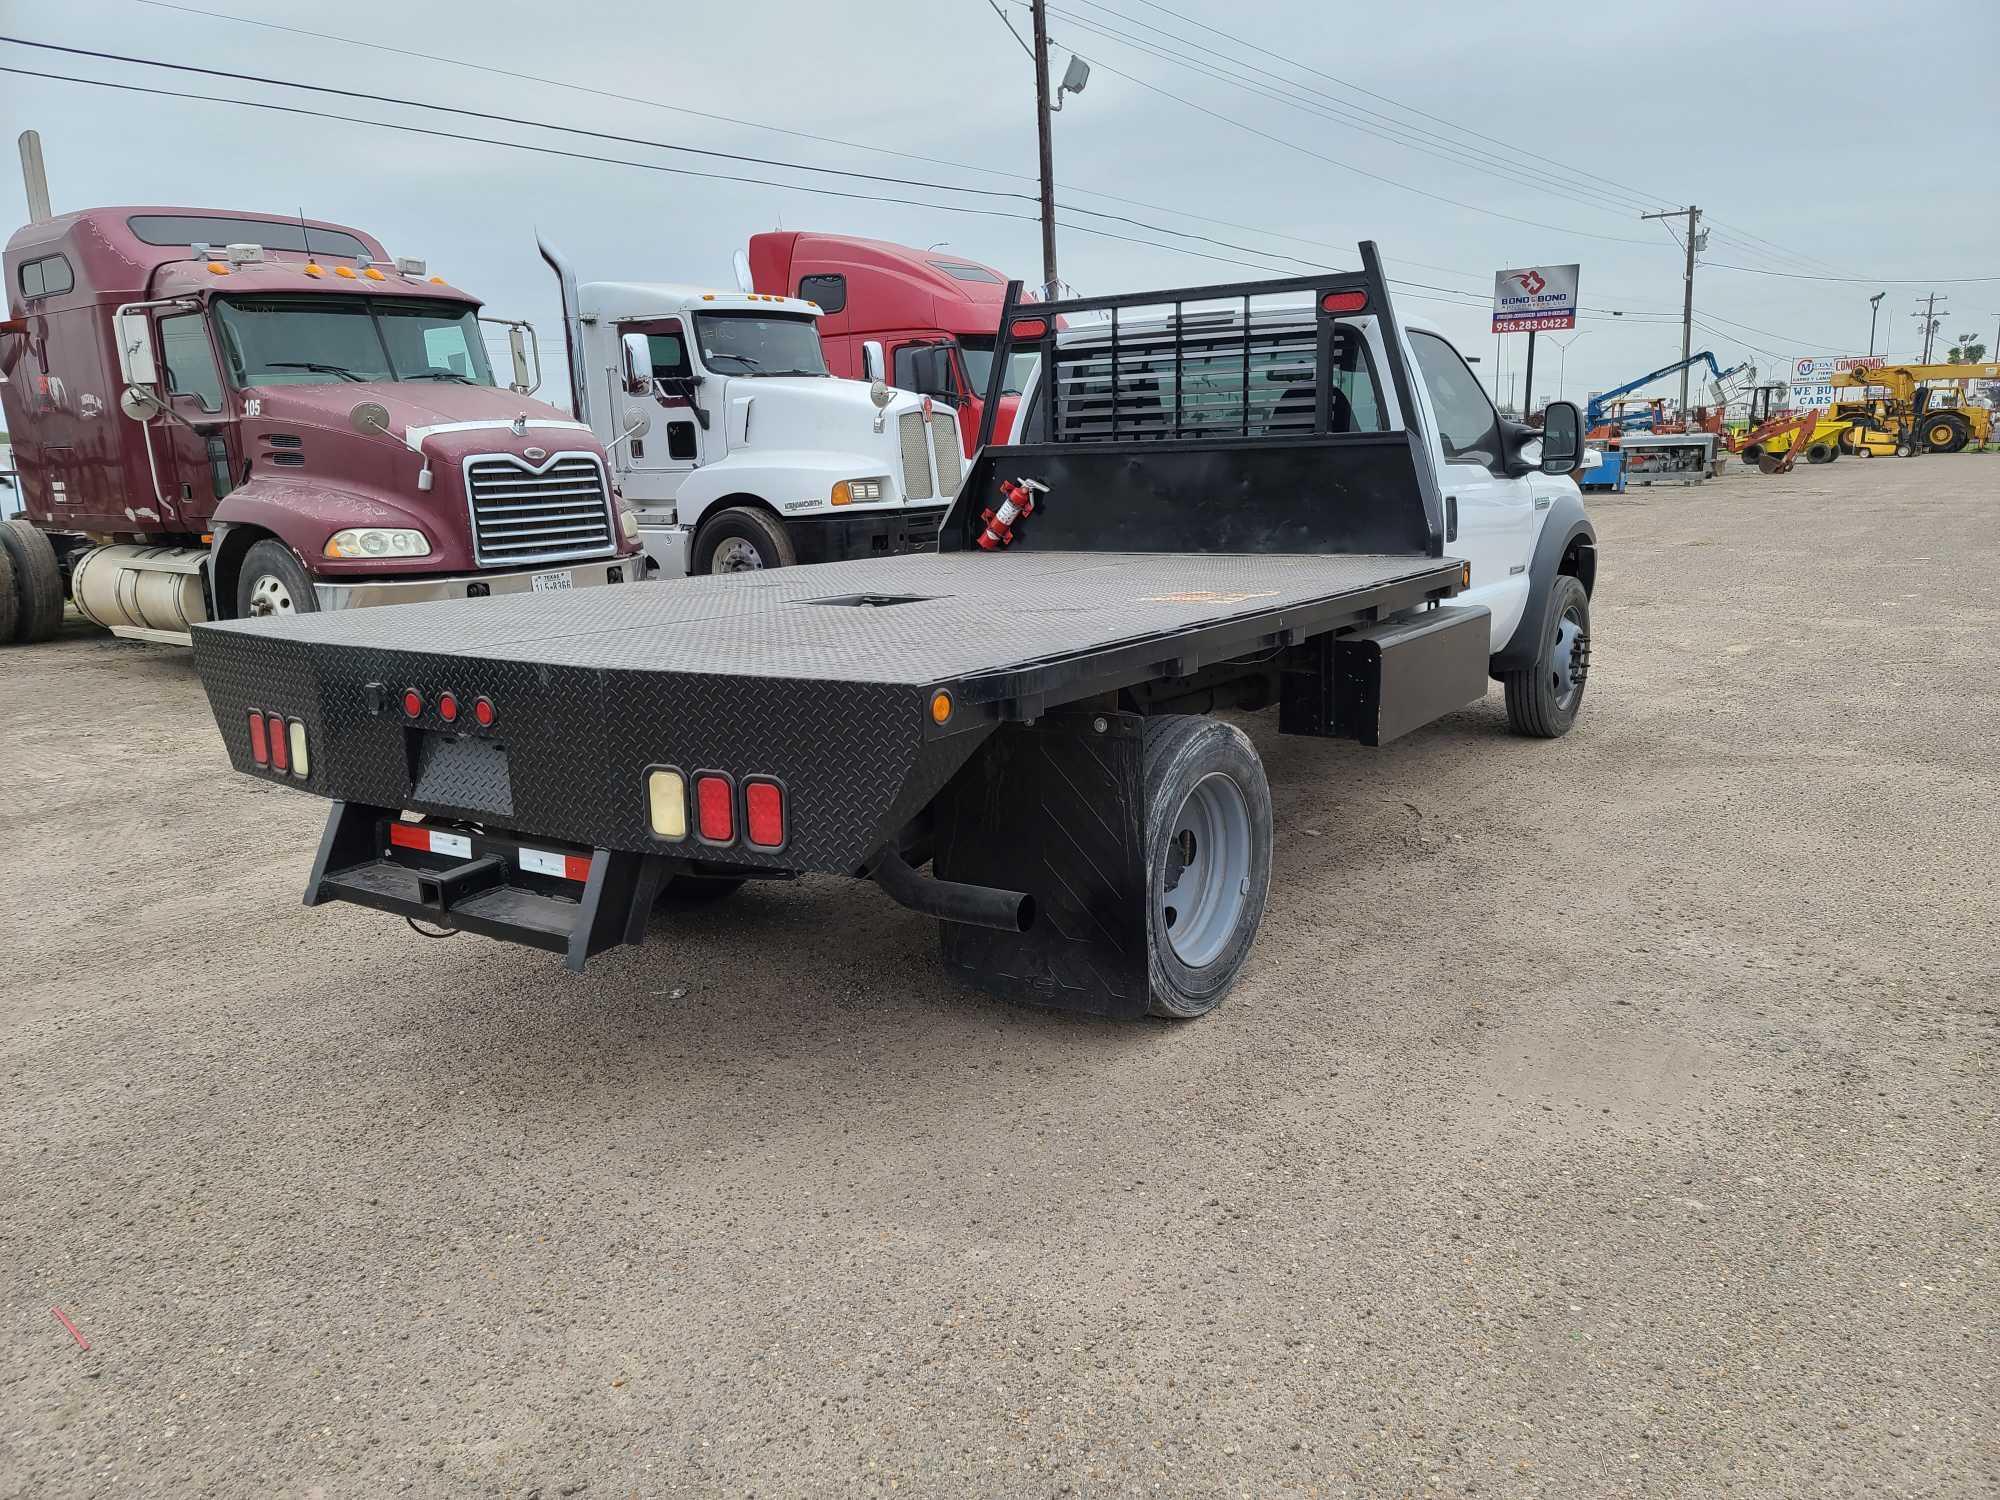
left=870, top=847, right=1035, bottom=933
left=535, top=233, right=590, bottom=426
left=19, top=130, right=51, bottom=224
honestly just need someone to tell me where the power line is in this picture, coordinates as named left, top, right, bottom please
left=1050, top=0, right=1659, bottom=224
left=1038, top=40, right=1666, bottom=246
left=1701, top=260, right=2000, bottom=286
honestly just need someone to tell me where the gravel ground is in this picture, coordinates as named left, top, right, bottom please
left=1, top=455, right=1994, bottom=1499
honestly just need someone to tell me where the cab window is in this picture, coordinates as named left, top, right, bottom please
left=644, top=327, right=692, bottom=379
left=1409, top=330, right=1502, bottom=466
left=158, top=312, right=224, bottom=411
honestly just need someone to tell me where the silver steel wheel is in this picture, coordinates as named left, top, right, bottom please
left=713, top=537, right=765, bottom=573
left=1551, top=605, right=1586, bottom=711
left=246, top=572, right=298, bottom=617
left=1160, top=771, right=1253, bottom=968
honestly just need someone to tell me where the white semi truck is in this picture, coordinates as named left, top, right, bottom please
left=540, top=240, right=960, bottom=578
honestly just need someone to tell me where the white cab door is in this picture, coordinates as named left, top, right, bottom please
left=612, top=318, right=704, bottom=513
left=1406, top=330, right=1537, bottom=651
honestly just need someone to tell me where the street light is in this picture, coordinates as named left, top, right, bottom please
left=1545, top=330, right=1588, bottom=403
left=1868, top=292, right=1885, bottom=356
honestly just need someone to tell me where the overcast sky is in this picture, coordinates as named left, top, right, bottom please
left=5, top=0, right=1996, bottom=409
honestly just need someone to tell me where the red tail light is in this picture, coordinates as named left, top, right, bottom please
left=473, top=696, right=496, bottom=727
left=1321, top=289, right=1368, bottom=313
left=1009, top=316, right=1049, bottom=340
left=438, top=691, right=459, bottom=723
left=695, top=773, right=734, bottom=843
left=269, top=715, right=290, bottom=772
left=402, top=688, right=423, bottom=718
left=248, top=711, right=270, bottom=766
left=744, top=779, right=785, bottom=849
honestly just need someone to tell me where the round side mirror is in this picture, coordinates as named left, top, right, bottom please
left=119, top=385, right=166, bottom=422
left=869, top=378, right=893, bottom=411
left=350, top=400, right=392, bottom=436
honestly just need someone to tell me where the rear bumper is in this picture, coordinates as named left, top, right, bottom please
left=312, top=558, right=640, bottom=612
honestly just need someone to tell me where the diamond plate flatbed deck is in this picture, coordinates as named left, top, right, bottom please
left=201, top=548, right=1459, bottom=691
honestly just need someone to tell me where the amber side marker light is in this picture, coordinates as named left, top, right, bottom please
left=930, top=690, right=954, bottom=725
left=1461, top=561, right=1472, bottom=589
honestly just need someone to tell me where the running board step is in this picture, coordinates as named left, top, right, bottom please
left=304, top=801, right=665, bottom=971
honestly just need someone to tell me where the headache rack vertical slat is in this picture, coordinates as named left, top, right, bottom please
left=1110, top=304, right=1121, bottom=442
left=1173, top=299, right=1185, bottom=441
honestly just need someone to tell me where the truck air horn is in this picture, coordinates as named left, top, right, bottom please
left=978, top=477, right=1047, bottom=551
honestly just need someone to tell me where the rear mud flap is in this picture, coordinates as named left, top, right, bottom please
left=304, top=801, right=664, bottom=972
left=933, top=713, right=1152, bottom=1019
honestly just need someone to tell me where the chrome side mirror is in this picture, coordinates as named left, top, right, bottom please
left=861, top=339, right=886, bottom=384
left=620, top=331, right=654, bottom=395
left=114, top=307, right=160, bottom=391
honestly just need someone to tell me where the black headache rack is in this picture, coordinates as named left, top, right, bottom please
left=955, top=239, right=1448, bottom=561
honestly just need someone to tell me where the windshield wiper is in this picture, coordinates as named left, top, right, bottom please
left=406, top=369, right=477, bottom=384
left=264, top=360, right=365, bottom=383
left=707, top=353, right=762, bottom=371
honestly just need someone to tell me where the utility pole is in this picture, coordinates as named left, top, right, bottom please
left=1913, top=293, right=1945, bottom=363
left=1641, top=205, right=1701, bottom=414
left=1031, top=0, right=1059, bottom=297
left=1867, top=292, right=1884, bottom=356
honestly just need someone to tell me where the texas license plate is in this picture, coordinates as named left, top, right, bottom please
left=531, top=569, right=574, bottom=593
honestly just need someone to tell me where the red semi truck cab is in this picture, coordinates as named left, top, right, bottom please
left=0, top=205, right=640, bottom=646
left=746, top=232, right=1032, bottom=457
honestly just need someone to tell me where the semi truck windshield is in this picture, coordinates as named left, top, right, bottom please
left=693, top=313, right=828, bottom=377
left=212, top=297, right=496, bottom=387
left=959, top=338, right=1039, bottom=398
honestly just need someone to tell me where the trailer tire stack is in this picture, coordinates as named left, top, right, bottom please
left=0, top=519, right=63, bottom=644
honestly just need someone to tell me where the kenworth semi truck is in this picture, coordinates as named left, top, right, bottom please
left=540, top=241, right=961, bottom=580
left=0, top=200, right=641, bottom=648
left=745, top=232, right=1024, bottom=459
left=188, top=249, right=1598, bottom=1021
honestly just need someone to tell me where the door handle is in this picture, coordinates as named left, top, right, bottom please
left=1445, top=494, right=1457, bottom=543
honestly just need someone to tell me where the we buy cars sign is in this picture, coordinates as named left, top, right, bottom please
left=1492, top=265, right=1580, bottom=333
left=1788, top=354, right=1884, bottom=407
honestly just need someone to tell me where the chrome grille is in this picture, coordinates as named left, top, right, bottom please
left=463, top=452, right=615, bottom=568
left=931, top=411, right=963, bottom=494
left=898, top=412, right=934, bottom=500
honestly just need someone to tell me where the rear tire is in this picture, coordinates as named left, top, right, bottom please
left=690, top=506, right=796, bottom=575
left=1740, top=444, right=1764, bottom=465
left=1921, top=414, right=1969, bottom=453
left=0, top=519, right=63, bottom=642
left=0, top=542, right=19, bottom=645
left=1805, top=441, right=1837, bottom=464
left=1141, top=715, right=1273, bottom=1020
left=236, top=539, right=320, bottom=619
left=1501, top=573, right=1590, bottom=739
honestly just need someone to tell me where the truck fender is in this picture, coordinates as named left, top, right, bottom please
left=1489, top=490, right=1596, bottom=674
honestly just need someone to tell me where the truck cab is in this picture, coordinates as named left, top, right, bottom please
left=745, top=232, right=1027, bottom=458
left=541, top=240, right=961, bottom=577
left=0, top=206, right=640, bottom=646
left=1007, top=304, right=1595, bottom=667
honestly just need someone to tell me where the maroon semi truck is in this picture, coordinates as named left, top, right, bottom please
left=0, top=199, right=642, bottom=647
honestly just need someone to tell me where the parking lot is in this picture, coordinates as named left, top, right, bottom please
left=2, top=456, right=1994, bottom=1498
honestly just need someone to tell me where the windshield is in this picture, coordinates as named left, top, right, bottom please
left=959, top=337, right=1039, bottom=398
left=692, top=312, right=828, bottom=377
left=211, top=296, right=496, bottom=387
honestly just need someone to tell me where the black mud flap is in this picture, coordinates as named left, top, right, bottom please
left=303, top=802, right=666, bottom=972
left=932, top=712, right=1151, bottom=1019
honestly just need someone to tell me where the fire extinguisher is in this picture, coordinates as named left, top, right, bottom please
left=978, top=477, right=1047, bottom=551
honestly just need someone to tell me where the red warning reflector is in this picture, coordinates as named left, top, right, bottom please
left=268, top=714, right=290, bottom=772
left=473, top=696, right=496, bottom=727
left=744, top=779, right=785, bottom=848
left=1009, top=316, right=1049, bottom=339
left=248, top=711, right=270, bottom=766
left=1320, top=289, right=1368, bottom=313
left=438, top=691, right=459, bottom=723
left=388, top=822, right=428, bottom=852
left=695, top=774, right=734, bottom=843
left=520, top=846, right=592, bottom=883
left=387, top=822, right=472, bottom=859
left=402, top=688, right=423, bottom=718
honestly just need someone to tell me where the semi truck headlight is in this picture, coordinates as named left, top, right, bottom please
left=324, top=527, right=431, bottom=559
left=831, top=477, right=890, bottom=506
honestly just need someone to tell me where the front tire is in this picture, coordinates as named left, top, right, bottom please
left=1501, top=573, right=1590, bottom=739
left=1805, top=441, right=1837, bottom=464
left=690, top=506, right=796, bottom=575
left=0, top=542, right=19, bottom=644
left=236, top=539, right=319, bottom=619
left=0, top=520, right=64, bottom=642
left=1141, top=715, right=1274, bottom=1019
